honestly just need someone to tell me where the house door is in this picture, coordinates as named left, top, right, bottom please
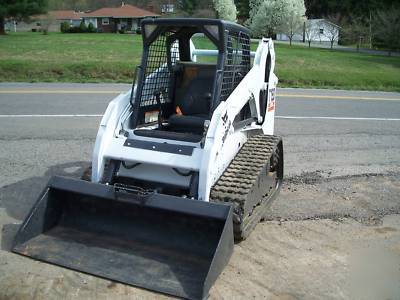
left=118, top=19, right=128, bottom=30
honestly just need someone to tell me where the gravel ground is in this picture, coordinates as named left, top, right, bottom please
left=1, top=168, right=399, bottom=300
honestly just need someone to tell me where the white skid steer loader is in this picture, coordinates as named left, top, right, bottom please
left=13, top=19, right=283, bottom=300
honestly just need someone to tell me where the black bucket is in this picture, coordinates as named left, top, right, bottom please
left=12, top=176, right=233, bottom=300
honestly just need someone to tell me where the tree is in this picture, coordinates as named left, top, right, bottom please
left=304, top=19, right=318, bottom=47
left=323, top=14, right=341, bottom=49
left=341, top=15, right=368, bottom=50
left=248, top=0, right=304, bottom=38
left=0, top=0, right=48, bottom=34
left=178, top=0, right=197, bottom=15
left=235, top=0, right=250, bottom=23
left=213, top=0, right=237, bottom=21
left=304, top=0, right=398, bottom=24
left=374, top=6, right=400, bottom=56
left=79, top=20, right=87, bottom=33
left=48, top=0, right=90, bottom=10
left=192, top=9, right=216, bottom=18
left=249, top=0, right=286, bottom=37
left=87, top=22, right=95, bottom=33
left=277, top=0, right=306, bottom=46
left=60, top=21, right=70, bottom=33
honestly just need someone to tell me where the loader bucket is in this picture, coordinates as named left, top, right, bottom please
left=12, top=176, right=233, bottom=300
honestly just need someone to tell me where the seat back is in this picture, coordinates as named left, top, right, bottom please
left=172, top=62, right=216, bottom=118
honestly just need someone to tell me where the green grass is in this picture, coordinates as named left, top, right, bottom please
left=0, top=32, right=142, bottom=82
left=1, top=32, right=400, bottom=91
left=270, top=44, right=400, bottom=91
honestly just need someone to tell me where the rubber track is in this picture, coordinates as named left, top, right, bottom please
left=210, top=134, right=282, bottom=241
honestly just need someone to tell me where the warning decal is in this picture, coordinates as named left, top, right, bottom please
left=267, top=88, right=276, bottom=112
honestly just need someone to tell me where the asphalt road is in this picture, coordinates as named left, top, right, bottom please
left=0, top=83, right=399, bottom=300
left=1, top=82, right=400, bottom=117
left=0, top=82, right=399, bottom=180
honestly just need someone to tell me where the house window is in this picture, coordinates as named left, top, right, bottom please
left=162, top=4, right=174, bottom=13
left=319, top=28, right=324, bottom=34
left=102, top=18, right=110, bottom=25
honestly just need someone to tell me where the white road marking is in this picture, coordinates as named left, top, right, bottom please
left=278, top=94, right=400, bottom=101
left=0, top=90, right=120, bottom=94
left=0, top=114, right=399, bottom=121
left=0, top=114, right=103, bottom=118
left=276, top=116, right=400, bottom=121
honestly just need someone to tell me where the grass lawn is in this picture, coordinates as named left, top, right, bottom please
left=1, top=32, right=400, bottom=91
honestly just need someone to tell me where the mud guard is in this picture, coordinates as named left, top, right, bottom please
left=12, top=176, right=233, bottom=300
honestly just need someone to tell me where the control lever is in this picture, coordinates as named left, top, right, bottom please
left=153, top=89, right=165, bottom=128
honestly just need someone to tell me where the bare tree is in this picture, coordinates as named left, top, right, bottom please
left=304, top=19, right=318, bottom=48
left=323, top=15, right=341, bottom=49
left=278, top=8, right=305, bottom=46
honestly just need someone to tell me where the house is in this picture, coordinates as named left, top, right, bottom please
left=4, top=4, right=158, bottom=33
left=39, top=10, right=85, bottom=32
left=49, top=10, right=84, bottom=27
left=161, top=3, right=175, bottom=14
left=277, top=19, right=340, bottom=45
left=4, top=10, right=84, bottom=32
left=82, top=3, right=159, bottom=33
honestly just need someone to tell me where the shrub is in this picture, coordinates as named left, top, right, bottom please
left=69, top=26, right=80, bottom=33
left=79, top=21, right=87, bottom=33
left=60, top=21, right=70, bottom=33
left=87, top=22, right=95, bottom=33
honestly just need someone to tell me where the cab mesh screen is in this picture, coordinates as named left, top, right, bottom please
left=220, top=31, right=250, bottom=102
left=139, top=32, right=179, bottom=108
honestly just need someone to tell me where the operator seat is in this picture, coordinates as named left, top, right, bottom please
left=168, top=62, right=215, bottom=134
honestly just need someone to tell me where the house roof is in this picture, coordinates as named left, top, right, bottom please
left=84, top=4, right=159, bottom=18
left=49, top=10, right=84, bottom=20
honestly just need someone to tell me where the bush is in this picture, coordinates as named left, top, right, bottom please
left=60, top=21, right=70, bottom=33
left=79, top=21, right=87, bottom=33
left=87, top=22, right=95, bottom=33
left=61, top=21, right=97, bottom=34
left=69, top=26, right=80, bottom=33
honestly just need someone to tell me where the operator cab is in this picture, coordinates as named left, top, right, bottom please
left=130, top=18, right=251, bottom=143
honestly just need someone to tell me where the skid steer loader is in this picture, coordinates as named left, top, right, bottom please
left=13, top=18, right=283, bottom=300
